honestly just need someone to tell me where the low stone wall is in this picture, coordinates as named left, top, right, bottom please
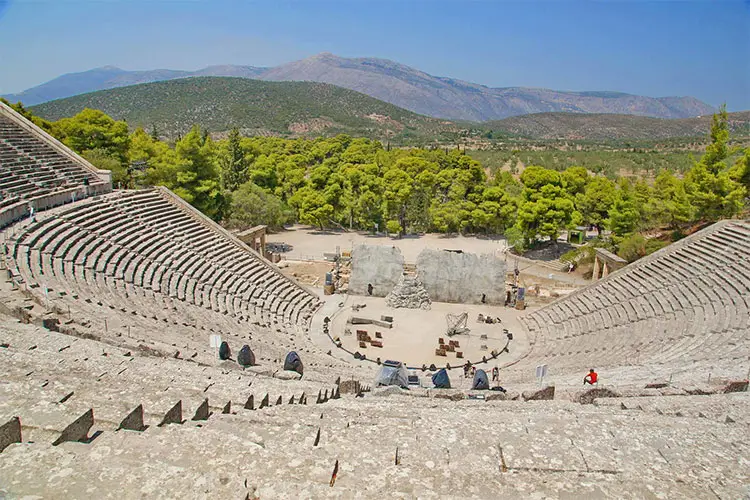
left=416, top=249, right=506, bottom=304
left=0, top=183, right=111, bottom=230
left=349, top=245, right=404, bottom=297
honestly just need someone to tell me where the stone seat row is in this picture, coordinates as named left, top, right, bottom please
left=2, top=380, right=748, bottom=499
left=528, top=274, right=746, bottom=343
left=519, top=221, right=750, bottom=375
left=0, top=323, right=357, bottom=426
left=15, top=233, right=312, bottom=330
left=521, top=311, right=748, bottom=372
left=10, top=189, right=321, bottom=330
left=529, top=222, right=750, bottom=327
left=525, top=298, right=747, bottom=363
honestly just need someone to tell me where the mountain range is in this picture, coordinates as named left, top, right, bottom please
left=31, top=76, right=748, bottom=143
left=5, top=53, right=715, bottom=121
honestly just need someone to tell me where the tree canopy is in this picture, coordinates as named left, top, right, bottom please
left=9, top=105, right=747, bottom=262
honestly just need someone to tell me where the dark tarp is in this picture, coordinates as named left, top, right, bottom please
left=431, top=368, right=451, bottom=389
left=472, top=369, right=490, bottom=390
left=237, top=345, right=255, bottom=367
left=219, top=341, right=231, bottom=360
left=284, top=351, right=304, bottom=375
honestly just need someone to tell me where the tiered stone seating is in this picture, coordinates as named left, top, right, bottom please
left=593, top=392, right=750, bottom=426
left=0, top=323, right=747, bottom=498
left=515, top=220, right=750, bottom=378
left=1, top=187, right=343, bottom=377
left=0, top=101, right=111, bottom=228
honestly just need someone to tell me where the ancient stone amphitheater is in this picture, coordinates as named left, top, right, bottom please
left=0, top=101, right=748, bottom=499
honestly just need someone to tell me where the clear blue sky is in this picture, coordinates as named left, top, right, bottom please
left=0, top=0, right=748, bottom=109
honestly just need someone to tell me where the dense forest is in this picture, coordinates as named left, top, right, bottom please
left=5, top=99, right=749, bottom=263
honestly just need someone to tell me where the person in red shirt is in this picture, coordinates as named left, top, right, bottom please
left=584, top=369, right=598, bottom=385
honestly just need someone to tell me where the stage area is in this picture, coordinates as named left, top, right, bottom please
left=326, top=294, right=530, bottom=369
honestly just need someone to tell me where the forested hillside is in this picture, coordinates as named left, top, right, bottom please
left=31, top=77, right=456, bottom=143
left=5, top=99, right=748, bottom=264
left=482, top=111, right=750, bottom=140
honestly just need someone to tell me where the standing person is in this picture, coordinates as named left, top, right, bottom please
left=583, top=369, right=598, bottom=385
left=492, top=366, right=499, bottom=382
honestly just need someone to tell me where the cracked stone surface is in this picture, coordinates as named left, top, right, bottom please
left=349, top=245, right=404, bottom=297
left=416, top=250, right=507, bottom=305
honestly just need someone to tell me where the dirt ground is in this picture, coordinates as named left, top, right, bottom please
left=268, top=225, right=507, bottom=264
left=278, top=260, right=335, bottom=287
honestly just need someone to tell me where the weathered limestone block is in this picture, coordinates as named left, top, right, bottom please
left=52, top=409, right=94, bottom=445
left=192, top=399, right=210, bottom=421
left=0, top=416, right=22, bottom=452
left=339, top=380, right=361, bottom=395
left=682, top=386, right=716, bottom=396
left=158, top=401, right=183, bottom=426
left=433, top=392, right=465, bottom=401
left=118, top=405, right=147, bottom=431
left=522, top=386, right=555, bottom=401
left=41, top=317, right=60, bottom=332
left=373, top=386, right=406, bottom=397
left=723, top=381, right=749, bottom=393
left=349, top=317, right=393, bottom=328
left=349, top=245, right=404, bottom=297
left=485, top=391, right=515, bottom=402
left=416, top=249, right=506, bottom=304
left=275, top=370, right=302, bottom=381
left=576, top=388, right=620, bottom=405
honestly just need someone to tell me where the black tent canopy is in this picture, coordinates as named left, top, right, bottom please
left=237, top=345, right=255, bottom=367
left=284, top=351, right=304, bottom=375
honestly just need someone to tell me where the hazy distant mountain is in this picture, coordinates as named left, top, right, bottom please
left=260, top=53, right=715, bottom=121
left=4, top=65, right=267, bottom=106
left=5, top=53, right=716, bottom=120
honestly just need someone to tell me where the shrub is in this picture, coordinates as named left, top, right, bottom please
left=617, top=234, right=647, bottom=262
left=504, top=226, right=526, bottom=253
left=645, top=239, right=669, bottom=255
left=385, top=220, right=402, bottom=236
